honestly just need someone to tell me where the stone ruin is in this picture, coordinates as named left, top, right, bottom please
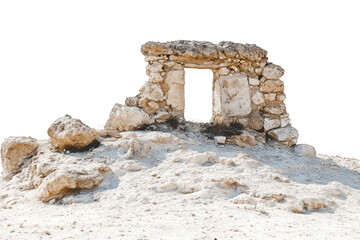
left=109, top=40, right=298, bottom=146
left=0, top=40, right=305, bottom=202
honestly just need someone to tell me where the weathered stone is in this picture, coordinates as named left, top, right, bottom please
left=142, top=40, right=267, bottom=62
left=220, top=73, right=251, bottom=117
left=280, top=117, right=290, bottom=127
left=142, top=82, right=164, bottom=101
left=48, top=115, right=100, bottom=151
left=149, top=72, right=163, bottom=83
left=214, top=136, right=226, bottom=144
left=293, top=144, right=317, bottom=158
left=263, top=104, right=286, bottom=115
left=248, top=113, right=264, bottom=131
left=1, top=137, right=39, bottom=179
left=264, top=118, right=281, bottom=131
left=125, top=97, right=138, bottom=107
left=166, top=70, right=185, bottom=85
left=276, top=93, right=286, bottom=102
left=252, top=91, right=264, bottom=105
left=105, top=104, right=153, bottom=132
left=38, top=166, right=108, bottom=202
left=249, top=77, right=260, bottom=86
left=267, top=126, right=298, bottom=146
left=262, top=64, right=284, bottom=80
left=260, top=80, right=284, bottom=93
left=148, top=101, right=160, bottom=110
left=146, top=62, right=163, bottom=74
left=254, top=67, right=262, bottom=75
left=218, top=67, right=230, bottom=76
left=264, top=93, right=276, bottom=101
left=226, top=131, right=258, bottom=147
left=154, top=110, right=171, bottom=123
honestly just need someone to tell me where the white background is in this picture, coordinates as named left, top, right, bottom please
left=1, top=0, right=359, bottom=173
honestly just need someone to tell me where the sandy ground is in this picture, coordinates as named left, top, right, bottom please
left=1, top=125, right=360, bottom=240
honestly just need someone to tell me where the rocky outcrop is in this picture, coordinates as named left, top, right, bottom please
left=48, top=115, right=100, bottom=151
left=1, top=137, right=39, bottom=179
left=104, top=104, right=154, bottom=133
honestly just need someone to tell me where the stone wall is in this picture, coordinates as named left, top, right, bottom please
left=123, top=40, right=298, bottom=146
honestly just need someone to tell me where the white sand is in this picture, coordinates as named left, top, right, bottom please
left=1, top=126, right=359, bottom=240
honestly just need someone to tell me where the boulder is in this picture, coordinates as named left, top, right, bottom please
left=38, top=165, right=108, bottom=202
left=267, top=126, right=298, bottom=146
left=293, top=144, right=317, bottom=158
left=1, top=136, right=39, bottom=179
left=105, top=104, right=153, bottom=132
left=48, top=115, right=100, bottom=151
left=262, top=64, right=284, bottom=80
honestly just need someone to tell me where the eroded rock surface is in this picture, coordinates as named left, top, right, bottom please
left=1, top=137, right=39, bottom=179
left=48, top=115, right=100, bottom=151
left=105, top=104, right=153, bottom=133
left=38, top=165, right=108, bottom=202
left=268, top=126, right=299, bottom=146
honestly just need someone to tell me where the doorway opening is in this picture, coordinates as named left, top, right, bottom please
left=184, top=68, right=213, bottom=122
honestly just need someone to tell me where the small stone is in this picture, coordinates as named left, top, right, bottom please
left=218, top=67, right=230, bottom=76
left=264, top=93, right=276, bottom=101
left=262, top=64, right=284, bottom=80
left=154, top=110, right=171, bottom=123
left=252, top=92, right=264, bottom=105
left=148, top=101, right=159, bottom=110
left=214, top=136, right=226, bottom=144
left=293, top=144, right=317, bottom=158
left=264, top=118, right=281, bottom=131
left=254, top=67, right=262, bottom=75
left=260, top=80, right=284, bottom=93
left=125, top=97, right=138, bottom=107
left=142, top=82, right=164, bottom=101
left=249, top=77, right=260, bottom=85
left=263, top=104, right=286, bottom=115
left=267, top=126, right=298, bottom=146
left=280, top=117, right=290, bottom=127
left=146, top=62, right=163, bottom=74
left=226, top=131, right=258, bottom=147
left=276, top=93, right=286, bottom=102
left=149, top=72, right=163, bottom=83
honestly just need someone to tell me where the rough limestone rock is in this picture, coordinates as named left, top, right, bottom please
left=268, top=126, right=299, bottom=146
left=48, top=115, right=100, bottom=151
left=264, top=118, right=281, bottom=131
left=38, top=166, right=108, bottom=202
left=105, top=104, right=153, bottom=132
left=226, top=131, right=258, bottom=147
left=259, top=80, right=284, bottom=93
left=262, top=64, right=284, bottom=80
left=293, top=144, right=317, bottom=158
left=141, top=40, right=267, bottom=62
left=1, top=137, right=39, bottom=179
left=289, top=197, right=328, bottom=214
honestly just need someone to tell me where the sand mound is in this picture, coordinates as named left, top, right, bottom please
left=1, top=127, right=360, bottom=239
